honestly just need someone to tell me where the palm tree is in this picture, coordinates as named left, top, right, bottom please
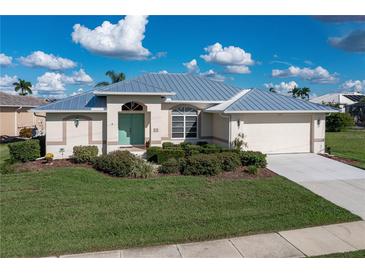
left=95, top=70, right=126, bottom=87
left=288, top=87, right=311, bottom=100
left=13, top=79, right=32, bottom=96
left=269, top=87, right=277, bottom=93
left=300, top=87, right=311, bottom=100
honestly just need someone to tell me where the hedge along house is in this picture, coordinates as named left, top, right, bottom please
left=32, top=73, right=337, bottom=158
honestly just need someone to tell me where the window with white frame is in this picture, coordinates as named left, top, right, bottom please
left=171, top=106, right=198, bottom=138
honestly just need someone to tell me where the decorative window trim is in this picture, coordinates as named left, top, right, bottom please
left=122, top=102, right=144, bottom=111
left=171, top=106, right=198, bottom=139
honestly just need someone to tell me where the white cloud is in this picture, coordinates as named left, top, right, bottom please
left=183, top=59, right=199, bottom=73
left=70, top=88, right=84, bottom=96
left=272, top=65, right=338, bottom=84
left=0, top=53, right=13, bottom=66
left=35, top=72, right=66, bottom=92
left=200, top=42, right=254, bottom=74
left=72, top=15, right=151, bottom=60
left=158, top=70, right=168, bottom=74
left=0, top=74, right=17, bottom=88
left=264, top=81, right=298, bottom=94
left=68, top=69, right=93, bottom=84
left=225, top=65, right=250, bottom=74
left=341, top=79, right=365, bottom=92
left=18, top=51, right=76, bottom=70
left=35, top=69, right=93, bottom=96
left=199, top=69, right=226, bottom=82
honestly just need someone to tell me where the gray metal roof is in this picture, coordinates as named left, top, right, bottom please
left=133, top=73, right=242, bottom=101
left=33, top=73, right=336, bottom=113
left=33, top=91, right=106, bottom=112
left=222, top=88, right=337, bottom=112
left=94, top=78, right=175, bottom=95
left=0, top=91, right=46, bottom=107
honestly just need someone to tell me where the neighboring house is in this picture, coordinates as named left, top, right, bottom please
left=32, top=73, right=336, bottom=158
left=310, top=92, right=365, bottom=112
left=0, top=92, right=46, bottom=137
left=346, top=102, right=365, bottom=127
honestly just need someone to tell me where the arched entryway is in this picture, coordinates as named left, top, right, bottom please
left=118, top=102, right=145, bottom=145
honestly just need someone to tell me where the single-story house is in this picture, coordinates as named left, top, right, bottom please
left=32, top=73, right=336, bottom=158
left=310, top=92, right=365, bottom=112
left=0, top=91, right=46, bottom=137
left=346, top=102, right=365, bottom=127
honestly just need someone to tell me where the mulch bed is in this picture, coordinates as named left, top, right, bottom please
left=210, top=166, right=276, bottom=181
left=11, top=159, right=91, bottom=173
left=319, top=153, right=361, bottom=166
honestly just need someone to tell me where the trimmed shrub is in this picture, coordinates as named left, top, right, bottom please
left=158, top=158, right=179, bottom=174
left=146, top=147, right=184, bottom=164
left=146, top=147, right=160, bottom=163
left=162, top=142, right=175, bottom=149
left=196, top=141, right=208, bottom=146
left=73, top=145, right=98, bottom=163
left=200, top=143, right=223, bottom=154
left=93, top=151, right=135, bottom=177
left=240, top=151, right=267, bottom=168
left=217, top=151, right=241, bottom=171
left=19, top=127, right=33, bottom=138
left=246, top=165, right=258, bottom=175
left=8, top=139, right=40, bottom=162
left=326, top=113, right=354, bottom=132
left=130, top=158, right=156, bottom=178
left=182, top=144, right=203, bottom=156
left=180, top=154, right=221, bottom=176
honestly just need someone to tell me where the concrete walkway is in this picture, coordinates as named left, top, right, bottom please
left=267, top=153, right=365, bottom=220
left=58, top=221, right=365, bottom=258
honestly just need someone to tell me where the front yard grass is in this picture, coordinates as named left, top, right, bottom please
left=326, top=129, right=365, bottom=169
left=0, top=167, right=359, bottom=257
left=0, top=143, right=10, bottom=165
left=313, top=250, right=365, bottom=258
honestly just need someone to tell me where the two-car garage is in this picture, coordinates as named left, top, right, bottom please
left=230, top=113, right=326, bottom=154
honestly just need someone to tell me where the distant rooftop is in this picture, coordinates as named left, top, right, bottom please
left=0, top=91, right=46, bottom=107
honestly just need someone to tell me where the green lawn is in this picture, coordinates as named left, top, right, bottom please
left=326, top=129, right=365, bottom=169
left=0, top=167, right=359, bottom=257
left=0, top=143, right=10, bottom=165
left=314, top=250, right=365, bottom=258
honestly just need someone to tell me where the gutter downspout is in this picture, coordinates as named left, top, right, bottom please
left=218, top=112, right=231, bottom=149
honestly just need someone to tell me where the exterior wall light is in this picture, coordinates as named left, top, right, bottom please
left=74, top=118, right=80, bottom=128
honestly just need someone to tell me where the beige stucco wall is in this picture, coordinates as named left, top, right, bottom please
left=0, top=107, right=16, bottom=136
left=311, top=113, right=326, bottom=153
left=46, top=113, right=107, bottom=158
left=209, top=113, right=230, bottom=147
left=0, top=107, right=45, bottom=136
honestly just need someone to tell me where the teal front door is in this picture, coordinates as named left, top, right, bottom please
left=118, top=114, right=145, bottom=145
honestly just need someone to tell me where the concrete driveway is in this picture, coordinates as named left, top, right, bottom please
left=267, top=153, right=365, bottom=220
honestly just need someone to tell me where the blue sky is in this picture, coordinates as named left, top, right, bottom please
left=1, top=15, right=364, bottom=98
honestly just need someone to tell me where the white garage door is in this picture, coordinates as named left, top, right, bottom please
left=243, top=114, right=311, bottom=154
